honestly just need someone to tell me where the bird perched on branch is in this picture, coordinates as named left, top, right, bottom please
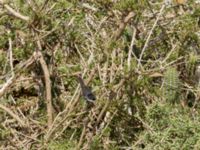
left=77, top=75, right=96, bottom=103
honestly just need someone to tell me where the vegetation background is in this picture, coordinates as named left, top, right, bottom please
left=0, top=0, right=200, bottom=149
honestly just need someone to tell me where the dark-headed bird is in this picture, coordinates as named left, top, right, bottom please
left=77, top=75, right=96, bottom=103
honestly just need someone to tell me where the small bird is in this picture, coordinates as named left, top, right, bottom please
left=77, top=75, right=96, bottom=102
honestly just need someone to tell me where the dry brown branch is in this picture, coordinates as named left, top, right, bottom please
left=0, top=103, right=26, bottom=126
left=114, top=11, right=135, bottom=40
left=97, top=110, right=117, bottom=139
left=40, top=0, right=50, bottom=11
left=77, top=111, right=95, bottom=149
left=96, top=100, right=110, bottom=124
left=39, top=54, right=53, bottom=128
left=137, top=4, right=165, bottom=69
left=36, top=40, right=53, bottom=129
left=77, top=123, right=87, bottom=149
left=0, top=76, right=15, bottom=97
left=44, top=69, right=96, bottom=142
left=8, top=33, right=14, bottom=77
left=82, top=3, right=98, bottom=12
left=0, top=51, right=40, bottom=97
left=79, top=80, right=118, bottom=149
left=127, top=27, right=137, bottom=71
left=44, top=93, right=81, bottom=142
left=0, top=1, right=30, bottom=21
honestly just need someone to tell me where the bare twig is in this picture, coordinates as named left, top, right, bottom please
left=161, top=44, right=177, bottom=64
left=77, top=123, right=87, bottom=149
left=44, top=69, right=96, bottom=142
left=127, top=27, right=137, bottom=71
left=0, top=1, right=30, bottom=21
left=36, top=40, right=53, bottom=129
left=8, top=32, right=14, bottom=77
left=0, top=103, right=25, bottom=127
left=82, top=3, right=98, bottom=12
left=0, top=52, right=39, bottom=97
left=0, top=76, right=15, bottom=98
left=114, top=11, right=135, bottom=40
left=96, top=99, right=110, bottom=124
left=137, top=4, right=165, bottom=69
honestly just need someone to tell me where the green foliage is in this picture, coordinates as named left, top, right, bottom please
left=54, top=1, right=73, bottom=9
left=114, top=0, right=146, bottom=13
left=0, top=126, right=11, bottom=141
left=90, top=136, right=102, bottom=150
left=146, top=103, right=170, bottom=129
left=13, top=47, right=27, bottom=60
left=135, top=103, right=200, bottom=149
left=186, top=52, right=198, bottom=76
left=192, top=7, right=200, bottom=18
left=0, top=51, right=6, bottom=72
left=47, top=139, right=76, bottom=150
left=163, top=67, right=180, bottom=104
